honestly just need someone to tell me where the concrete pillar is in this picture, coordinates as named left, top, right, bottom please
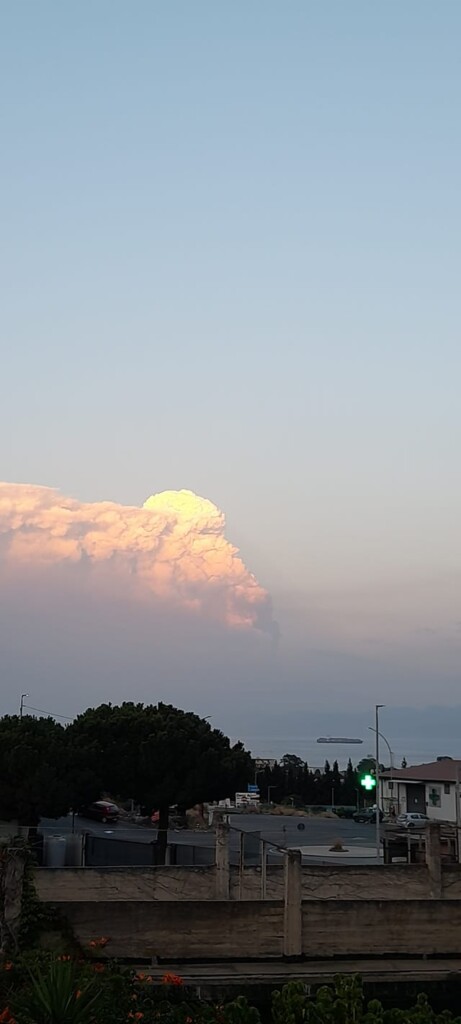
left=283, top=849, right=302, bottom=958
left=260, top=839, right=267, bottom=899
left=425, top=823, right=442, bottom=898
left=215, top=821, right=230, bottom=900
left=238, top=831, right=245, bottom=900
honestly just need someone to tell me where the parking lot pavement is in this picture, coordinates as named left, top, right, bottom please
left=39, top=811, right=377, bottom=850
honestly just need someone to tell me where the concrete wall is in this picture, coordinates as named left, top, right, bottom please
left=233, top=864, right=433, bottom=901
left=439, top=865, right=461, bottom=897
left=51, top=896, right=461, bottom=961
left=34, top=826, right=459, bottom=967
left=53, top=899, right=285, bottom=959
left=35, top=866, right=217, bottom=902
left=300, top=865, right=435, bottom=900
left=302, top=900, right=461, bottom=957
left=37, top=837, right=461, bottom=963
left=36, top=862, right=461, bottom=903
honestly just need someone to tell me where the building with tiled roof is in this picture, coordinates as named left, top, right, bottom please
left=381, top=759, right=461, bottom=821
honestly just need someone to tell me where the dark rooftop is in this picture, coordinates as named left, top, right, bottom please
left=381, top=759, right=461, bottom=783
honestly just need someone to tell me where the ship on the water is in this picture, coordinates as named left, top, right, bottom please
left=317, top=737, right=363, bottom=744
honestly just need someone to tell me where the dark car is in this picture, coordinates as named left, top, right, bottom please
left=78, top=800, right=120, bottom=823
left=353, top=807, right=384, bottom=823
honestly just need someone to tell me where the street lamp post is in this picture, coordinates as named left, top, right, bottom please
left=368, top=726, right=394, bottom=769
left=368, top=725, right=394, bottom=811
left=20, top=693, right=29, bottom=720
left=375, top=705, right=385, bottom=859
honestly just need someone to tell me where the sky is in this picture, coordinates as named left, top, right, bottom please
left=1, top=2, right=461, bottom=753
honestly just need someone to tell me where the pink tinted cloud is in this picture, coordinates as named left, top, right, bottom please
left=0, top=482, right=274, bottom=632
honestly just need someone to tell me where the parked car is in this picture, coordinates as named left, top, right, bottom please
left=353, top=807, right=384, bottom=823
left=78, top=800, right=120, bottom=823
left=396, top=812, right=429, bottom=829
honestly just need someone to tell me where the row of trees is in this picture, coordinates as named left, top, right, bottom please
left=0, top=702, right=396, bottom=861
left=256, top=752, right=391, bottom=807
left=0, top=702, right=252, bottom=861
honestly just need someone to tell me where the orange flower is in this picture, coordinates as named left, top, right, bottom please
left=75, top=991, right=82, bottom=1000
left=89, top=936, right=110, bottom=949
left=2, top=964, right=13, bottom=972
left=162, top=972, right=183, bottom=986
left=57, top=955, right=71, bottom=962
left=135, top=973, right=146, bottom=982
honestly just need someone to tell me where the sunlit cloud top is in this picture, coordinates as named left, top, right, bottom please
left=0, top=482, right=274, bottom=632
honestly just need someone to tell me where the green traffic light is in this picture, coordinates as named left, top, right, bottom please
left=360, top=773, right=376, bottom=791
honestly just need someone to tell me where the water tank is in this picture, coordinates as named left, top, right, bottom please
left=43, top=835, right=66, bottom=867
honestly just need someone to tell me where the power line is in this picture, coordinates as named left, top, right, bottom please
left=22, top=703, right=73, bottom=722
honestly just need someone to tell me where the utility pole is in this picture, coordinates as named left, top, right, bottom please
left=20, top=693, right=29, bottom=719
left=456, top=764, right=461, bottom=863
left=375, top=704, right=384, bottom=859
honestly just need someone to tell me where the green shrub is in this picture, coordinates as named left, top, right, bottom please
left=12, top=959, right=102, bottom=1024
left=4, top=960, right=461, bottom=1024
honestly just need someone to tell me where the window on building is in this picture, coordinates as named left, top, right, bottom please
left=388, top=781, right=394, bottom=791
left=444, top=783, right=450, bottom=795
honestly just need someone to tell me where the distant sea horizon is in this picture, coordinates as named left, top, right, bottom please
left=237, top=735, right=461, bottom=770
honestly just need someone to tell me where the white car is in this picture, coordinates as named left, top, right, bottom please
left=396, top=812, right=429, bottom=829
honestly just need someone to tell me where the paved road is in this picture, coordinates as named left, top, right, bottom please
left=40, top=812, right=377, bottom=850
left=233, top=813, right=376, bottom=847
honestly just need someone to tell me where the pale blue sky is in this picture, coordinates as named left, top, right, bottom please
left=2, top=2, right=461, bottom=719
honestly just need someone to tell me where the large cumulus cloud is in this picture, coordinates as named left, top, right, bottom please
left=0, top=482, right=274, bottom=632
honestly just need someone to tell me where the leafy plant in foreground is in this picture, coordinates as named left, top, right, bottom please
left=222, top=995, right=261, bottom=1024
left=12, top=959, right=101, bottom=1024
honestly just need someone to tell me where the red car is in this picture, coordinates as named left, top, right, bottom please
left=79, top=801, right=120, bottom=824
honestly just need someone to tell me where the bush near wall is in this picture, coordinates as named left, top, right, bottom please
left=2, top=961, right=461, bottom=1024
